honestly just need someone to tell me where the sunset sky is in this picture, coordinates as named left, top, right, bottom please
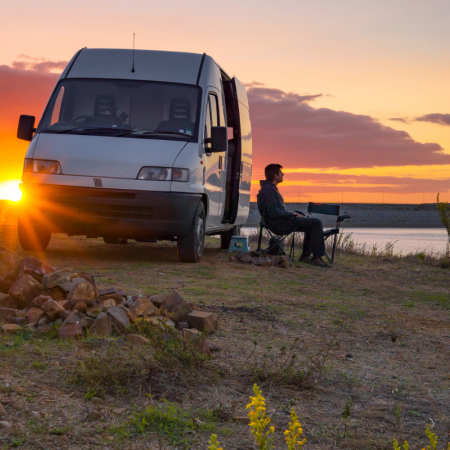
left=1, top=0, right=449, bottom=203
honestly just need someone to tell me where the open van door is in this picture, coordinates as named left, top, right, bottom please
left=221, top=76, right=252, bottom=225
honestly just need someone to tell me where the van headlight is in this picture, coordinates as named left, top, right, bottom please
left=137, top=167, right=189, bottom=182
left=24, top=158, right=62, bottom=174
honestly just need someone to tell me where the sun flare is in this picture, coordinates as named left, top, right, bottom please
left=0, top=180, right=22, bottom=202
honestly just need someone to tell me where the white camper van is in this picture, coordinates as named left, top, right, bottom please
left=17, top=49, right=252, bottom=262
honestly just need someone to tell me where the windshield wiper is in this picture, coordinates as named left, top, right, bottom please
left=56, top=127, right=131, bottom=134
left=143, top=130, right=194, bottom=138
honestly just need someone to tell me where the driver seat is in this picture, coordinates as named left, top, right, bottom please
left=94, top=95, right=116, bottom=125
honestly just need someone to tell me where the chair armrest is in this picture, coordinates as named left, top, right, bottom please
left=337, top=214, right=351, bottom=223
left=294, top=210, right=306, bottom=216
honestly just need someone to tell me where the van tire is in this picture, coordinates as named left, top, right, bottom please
left=177, top=202, right=205, bottom=263
left=220, top=225, right=241, bottom=249
left=18, top=215, right=51, bottom=252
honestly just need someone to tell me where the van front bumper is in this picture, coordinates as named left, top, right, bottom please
left=20, top=184, right=201, bottom=238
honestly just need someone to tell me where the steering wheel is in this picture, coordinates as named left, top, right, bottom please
left=71, top=115, right=103, bottom=124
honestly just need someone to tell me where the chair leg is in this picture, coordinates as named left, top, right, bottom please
left=331, top=232, right=338, bottom=263
left=257, top=225, right=263, bottom=252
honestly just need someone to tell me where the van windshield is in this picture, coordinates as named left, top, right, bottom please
left=38, top=79, right=201, bottom=141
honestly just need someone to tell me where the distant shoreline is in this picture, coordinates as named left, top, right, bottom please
left=245, top=202, right=445, bottom=229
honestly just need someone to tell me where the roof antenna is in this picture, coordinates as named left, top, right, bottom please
left=131, top=33, right=135, bottom=73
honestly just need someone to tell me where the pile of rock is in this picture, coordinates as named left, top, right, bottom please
left=0, top=249, right=219, bottom=342
left=231, top=251, right=293, bottom=269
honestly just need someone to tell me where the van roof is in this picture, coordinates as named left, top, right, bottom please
left=64, top=49, right=207, bottom=85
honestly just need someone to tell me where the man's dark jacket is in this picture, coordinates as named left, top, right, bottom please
left=256, top=180, right=296, bottom=235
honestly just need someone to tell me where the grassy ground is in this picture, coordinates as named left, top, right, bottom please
left=1, top=219, right=450, bottom=449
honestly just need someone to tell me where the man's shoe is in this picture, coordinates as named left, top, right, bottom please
left=310, top=257, right=332, bottom=268
left=299, top=253, right=313, bottom=263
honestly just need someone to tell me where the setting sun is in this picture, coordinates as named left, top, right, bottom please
left=0, top=179, right=22, bottom=202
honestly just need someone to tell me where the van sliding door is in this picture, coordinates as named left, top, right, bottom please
left=221, top=77, right=252, bottom=224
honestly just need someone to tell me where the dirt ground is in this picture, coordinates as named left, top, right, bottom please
left=1, top=223, right=450, bottom=450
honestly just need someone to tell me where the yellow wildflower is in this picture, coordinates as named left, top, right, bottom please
left=208, top=434, right=223, bottom=450
left=246, top=384, right=274, bottom=450
left=284, top=409, right=306, bottom=450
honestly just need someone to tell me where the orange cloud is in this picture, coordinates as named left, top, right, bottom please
left=247, top=84, right=450, bottom=170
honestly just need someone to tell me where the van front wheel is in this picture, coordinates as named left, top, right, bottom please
left=177, top=202, right=205, bottom=263
left=18, top=215, right=51, bottom=252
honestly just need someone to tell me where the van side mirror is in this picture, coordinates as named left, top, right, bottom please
left=210, top=126, right=228, bottom=152
left=17, top=115, right=36, bottom=141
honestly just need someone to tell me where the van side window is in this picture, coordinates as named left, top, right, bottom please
left=209, top=94, right=220, bottom=127
left=50, top=87, right=65, bottom=126
left=204, top=97, right=212, bottom=149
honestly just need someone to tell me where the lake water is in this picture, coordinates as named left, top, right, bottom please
left=241, top=228, right=449, bottom=255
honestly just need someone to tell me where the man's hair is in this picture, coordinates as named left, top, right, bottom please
left=265, top=164, right=283, bottom=182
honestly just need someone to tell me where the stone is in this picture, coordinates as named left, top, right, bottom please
left=200, top=342, right=211, bottom=357
left=150, top=293, right=167, bottom=309
left=0, top=307, right=15, bottom=319
left=160, top=291, right=193, bottom=322
left=176, top=321, right=189, bottom=330
left=87, top=411, right=101, bottom=421
left=99, top=293, right=123, bottom=305
left=90, top=397, right=104, bottom=405
left=58, top=310, right=71, bottom=321
left=125, top=309, right=138, bottom=323
left=18, top=256, right=53, bottom=282
left=111, top=408, right=127, bottom=415
left=187, top=311, right=218, bottom=333
left=25, top=323, right=37, bottom=331
left=89, top=313, right=112, bottom=337
left=59, top=300, right=71, bottom=310
left=0, top=248, right=20, bottom=292
left=101, top=299, right=116, bottom=309
left=182, top=328, right=199, bottom=338
left=1, top=324, right=23, bottom=333
left=5, top=317, right=27, bottom=326
left=128, top=298, right=157, bottom=317
left=42, top=269, right=71, bottom=290
left=64, top=311, right=88, bottom=328
left=0, top=293, right=18, bottom=309
left=8, top=275, right=42, bottom=309
left=58, top=322, right=83, bottom=339
left=67, top=281, right=96, bottom=303
left=48, top=286, right=66, bottom=300
left=14, top=309, right=27, bottom=319
left=37, top=323, right=52, bottom=333
left=72, top=300, right=87, bottom=313
left=98, top=287, right=126, bottom=297
left=41, top=299, right=65, bottom=319
left=0, top=403, right=6, bottom=416
left=86, top=305, right=101, bottom=318
left=107, top=307, right=130, bottom=330
left=278, top=255, right=292, bottom=269
left=38, top=316, right=51, bottom=325
left=205, top=341, right=221, bottom=353
left=235, top=416, right=250, bottom=425
left=125, top=334, right=150, bottom=346
left=29, top=295, right=52, bottom=309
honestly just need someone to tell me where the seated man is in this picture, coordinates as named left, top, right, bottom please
left=257, top=163, right=330, bottom=268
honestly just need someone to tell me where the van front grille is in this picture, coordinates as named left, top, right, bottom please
left=67, top=203, right=153, bottom=220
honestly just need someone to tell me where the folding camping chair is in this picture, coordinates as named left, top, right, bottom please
left=255, top=197, right=299, bottom=259
left=305, top=202, right=351, bottom=264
